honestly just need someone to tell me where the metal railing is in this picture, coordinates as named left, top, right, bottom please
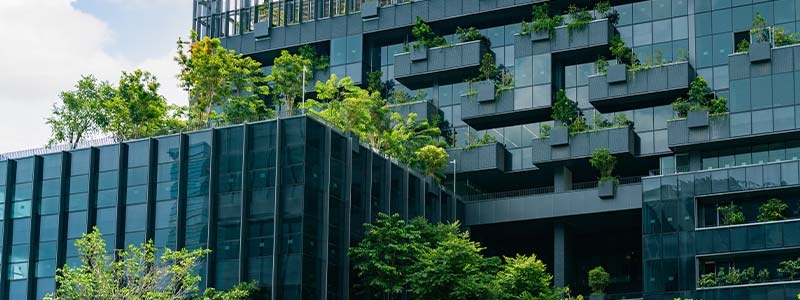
left=463, top=176, right=642, bottom=202
left=0, top=114, right=285, bottom=161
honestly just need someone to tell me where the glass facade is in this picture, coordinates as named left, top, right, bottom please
left=0, top=117, right=457, bottom=299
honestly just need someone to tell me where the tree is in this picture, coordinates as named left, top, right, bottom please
left=588, top=266, right=610, bottom=296
left=220, top=96, right=275, bottom=124
left=176, top=32, right=269, bottom=124
left=349, top=213, right=421, bottom=300
left=103, top=70, right=178, bottom=140
left=492, top=254, right=554, bottom=300
left=414, top=144, right=449, bottom=180
left=267, top=50, right=310, bottom=115
left=45, top=227, right=255, bottom=300
left=46, top=75, right=114, bottom=148
left=409, top=230, right=497, bottom=300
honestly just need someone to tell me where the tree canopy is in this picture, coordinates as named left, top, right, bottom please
left=350, top=213, right=576, bottom=300
left=176, top=32, right=270, bottom=124
left=46, top=75, right=114, bottom=148
left=45, top=227, right=256, bottom=300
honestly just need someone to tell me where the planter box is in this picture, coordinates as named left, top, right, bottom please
left=410, top=45, right=428, bottom=61
left=749, top=42, right=771, bottom=63
left=254, top=22, right=270, bottom=39
left=606, top=64, right=627, bottom=84
left=461, top=88, right=550, bottom=130
left=549, top=126, right=569, bottom=146
left=394, top=40, right=488, bottom=89
left=598, top=180, right=616, bottom=199
left=588, top=61, right=695, bottom=112
left=687, top=110, right=709, bottom=128
left=550, top=19, right=614, bottom=64
left=474, top=80, right=495, bottom=103
left=530, top=30, right=550, bottom=42
left=361, top=1, right=378, bottom=19
left=443, top=143, right=508, bottom=174
left=532, top=127, right=638, bottom=167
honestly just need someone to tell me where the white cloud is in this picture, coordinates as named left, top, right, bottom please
left=0, top=0, right=188, bottom=154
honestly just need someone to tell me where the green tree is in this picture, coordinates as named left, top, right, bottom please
left=408, top=231, right=498, bottom=300
left=103, top=70, right=181, bottom=140
left=220, top=96, right=275, bottom=124
left=44, top=227, right=255, bottom=300
left=414, top=144, right=449, bottom=180
left=349, top=213, right=421, bottom=300
left=267, top=50, right=311, bottom=115
left=176, top=32, right=268, bottom=124
left=588, top=266, right=610, bottom=296
left=492, top=254, right=554, bottom=300
left=46, top=75, right=114, bottom=148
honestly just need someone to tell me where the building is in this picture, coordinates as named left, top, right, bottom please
left=0, top=116, right=459, bottom=299
left=3, top=0, right=800, bottom=299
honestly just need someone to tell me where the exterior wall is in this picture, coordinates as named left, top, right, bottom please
left=0, top=116, right=456, bottom=300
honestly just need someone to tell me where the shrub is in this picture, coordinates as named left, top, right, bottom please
left=529, top=4, right=563, bottom=38
left=456, top=27, right=487, bottom=45
left=750, top=13, right=770, bottom=44
left=415, top=145, right=449, bottom=180
left=411, top=17, right=447, bottom=49
left=590, top=148, right=617, bottom=183
left=736, top=38, right=751, bottom=53
left=672, top=76, right=727, bottom=118
left=588, top=266, right=610, bottom=295
left=566, top=4, right=592, bottom=38
left=779, top=258, right=800, bottom=280
left=698, top=272, right=717, bottom=287
left=596, top=57, right=608, bottom=74
left=757, top=198, right=788, bottom=222
left=551, top=90, right=580, bottom=126
left=718, top=204, right=745, bottom=225
left=756, top=268, right=770, bottom=283
left=539, top=124, right=552, bottom=138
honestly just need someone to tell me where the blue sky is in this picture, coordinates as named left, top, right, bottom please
left=0, top=0, right=192, bottom=153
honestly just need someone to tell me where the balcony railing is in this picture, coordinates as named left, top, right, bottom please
left=463, top=176, right=642, bottom=202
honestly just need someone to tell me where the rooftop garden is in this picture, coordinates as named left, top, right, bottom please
left=44, top=31, right=451, bottom=183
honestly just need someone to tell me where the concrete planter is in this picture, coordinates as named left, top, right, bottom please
left=444, top=143, right=508, bottom=174
left=254, top=22, right=270, bottom=39
left=387, top=101, right=441, bottom=123
left=687, top=110, right=709, bottom=128
left=410, top=45, right=428, bottom=61
left=589, top=294, right=607, bottom=300
left=530, top=30, right=550, bottom=42
left=551, top=19, right=613, bottom=53
left=532, top=127, right=638, bottom=166
left=474, top=80, right=495, bottom=103
left=588, top=61, right=694, bottom=112
left=394, top=40, right=488, bottom=89
left=598, top=179, right=616, bottom=199
left=361, top=1, right=378, bottom=19
left=550, top=126, right=569, bottom=146
left=606, top=64, right=627, bottom=84
left=749, top=42, right=771, bottom=63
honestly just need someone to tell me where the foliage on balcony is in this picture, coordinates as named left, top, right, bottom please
left=671, top=77, right=727, bottom=118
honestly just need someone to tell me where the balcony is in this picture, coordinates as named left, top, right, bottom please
left=696, top=281, right=800, bottom=300
left=531, top=126, right=638, bottom=168
left=443, top=142, right=508, bottom=175
left=695, top=219, right=800, bottom=255
left=387, top=100, right=442, bottom=122
left=461, top=86, right=551, bottom=130
left=588, top=61, right=695, bottom=113
left=667, top=113, right=800, bottom=152
left=394, top=40, right=489, bottom=89
left=463, top=180, right=642, bottom=226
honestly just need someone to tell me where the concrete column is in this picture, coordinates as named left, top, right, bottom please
left=554, top=222, right=572, bottom=288
left=554, top=166, right=573, bottom=192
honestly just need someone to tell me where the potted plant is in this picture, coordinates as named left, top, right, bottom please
left=606, top=35, right=633, bottom=84
left=717, top=203, right=745, bottom=225
left=588, top=266, right=610, bottom=300
left=590, top=148, right=617, bottom=199
left=749, top=13, right=772, bottom=62
left=520, top=4, right=562, bottom=41
left=757, top=198, right=788, bottom=222
left=408, top=17, right=447, bottom=62
left=549, top=90, right=580, bottom=146
left=672, top=76, right=727, bottom=127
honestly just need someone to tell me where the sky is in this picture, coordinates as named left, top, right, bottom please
left=0, top=0, right=192, bottom=154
